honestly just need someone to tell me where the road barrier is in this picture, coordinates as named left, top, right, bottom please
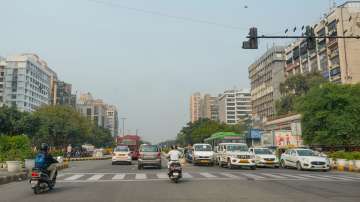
left=330, top=158, right=360, bottom=172
left=63, top=156, right=111, bottom=162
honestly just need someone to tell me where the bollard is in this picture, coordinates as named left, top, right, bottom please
left=337, top=159, right=346, bottom=171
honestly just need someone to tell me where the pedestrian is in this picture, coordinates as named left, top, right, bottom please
left=67, top=144, right=72, bottom=159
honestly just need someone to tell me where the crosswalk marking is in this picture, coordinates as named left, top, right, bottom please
left=57, top=172, right=360, bottom=183
left=199, top=172, right=217, bottom=178
left=260, top=173, right=287, bottom=179
left=87, top=174, right=104, bottom=181
left=277, top=173, right=308, bottom=179
left=182, top=172, right=193, bottom=178
left=64, top=174, right=84, bottom=181
left=219, top=172, right=242, bottom=179
left=135, top=173, right=147, bottom=180
left=241, top=173, right=266, bottom=180
left=156, top=173, right=169, bottom=179
left=298, top=174, right=331, bottom=180
left=112, top=174, right=125, bottom=180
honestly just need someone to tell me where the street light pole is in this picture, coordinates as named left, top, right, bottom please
left=121, top=118, right=127, bottom=137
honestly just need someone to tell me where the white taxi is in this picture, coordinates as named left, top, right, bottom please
left=280, top=149, right=330, bottom=171
left=112, top=145, right=132, bottom=165
left=216, top=143, right=256, bottom=169
left=249, top=147, right=279, bottom=168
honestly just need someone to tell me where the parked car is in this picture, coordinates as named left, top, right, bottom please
left=216, top=143, right=256, bottom=169
left=280, top=148, right=330, bottom=171
left=138, top=144, right=162, bottom=169
left=249, top=147, right=279, bottom=168
left=112, top=145, right=132, bottom=165
left=192, top=144, right=214, bottom=166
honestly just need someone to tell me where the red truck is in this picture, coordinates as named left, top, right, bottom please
left=116, top=135, right=141, bottom=160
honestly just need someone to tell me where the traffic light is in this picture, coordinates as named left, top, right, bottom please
left=242, top=27, right=258, bottom=49
left=305, top=26, right=316, bottom=50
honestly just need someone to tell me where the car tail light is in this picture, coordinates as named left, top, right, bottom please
left=31, top=172, right=39, bottom=177
left=157, top=152, right=161, bottom=159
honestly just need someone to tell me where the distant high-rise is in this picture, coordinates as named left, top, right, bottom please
left=249, top=46, right=286, bottom=122
left=77, top=92, right=119, bottom=135
left=201, top=94, right=219, bottom=121
left=190, top=92, right=201, bottom=123
left=56, top=81, right=76, bottom=108
left=3, top=54, right=57, bottom=112
left=218, top=89, right=252, bottom=125
left=0, top=57, right=6, bottom=107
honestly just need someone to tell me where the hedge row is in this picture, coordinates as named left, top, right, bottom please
left=0, top=135, right=32, bottom=162
left=328, top=151, right=360, bottom=160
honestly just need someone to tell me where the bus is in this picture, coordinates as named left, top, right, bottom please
left=116, top=135, right=141, bottom=160
left=204, top=132, right=246, bottom=149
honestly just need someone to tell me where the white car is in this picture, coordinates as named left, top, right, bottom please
left=249, top=147, right=279, bottom=168
left=216, top=143, right=256, bottom=169
left=280, top=149, right=330, bottom=171
left=112, top=145, right=132, bottom=165
left=192, top=143, right=215, bottom=166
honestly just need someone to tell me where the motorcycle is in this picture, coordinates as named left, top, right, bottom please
left=29, top=167, right=57, bottom=194
left=168, top=161, right=182, bottom=183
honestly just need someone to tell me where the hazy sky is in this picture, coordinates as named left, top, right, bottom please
left=0, top=0, right=346, bottom=143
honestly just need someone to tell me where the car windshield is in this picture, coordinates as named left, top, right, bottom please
left=254, top=148, right=273, bottom=155
left=140, top=145, right=158, bottom=152
left=226, top=145, right=248, bottom=152
left=194, top=145, right=212, bottom=151
left=297, top=150, right=316, bottom=156
left=114, top=146, right=129, bottom=152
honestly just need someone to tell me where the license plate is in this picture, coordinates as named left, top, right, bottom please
left=31, top=180, right=38, bottom=185
left=240, top=160, right=248, bottom=163
left=200, top=160, right=208, bottom=163
left=173, top=172, right=179, bottom=176
left=265, top=161, right=274, bottom=164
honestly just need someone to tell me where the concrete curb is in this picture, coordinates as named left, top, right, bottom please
left=64, top=156, right=111, bottom=162
left=0, top=172, right=28, bottom=185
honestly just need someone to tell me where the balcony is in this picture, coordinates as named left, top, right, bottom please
left=328, top=38, right=338, bottom=48
left=285, top=61, right=300, bottom=72
left=329, top=49, right=339, bottom=59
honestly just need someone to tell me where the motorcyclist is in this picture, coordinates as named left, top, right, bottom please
left=167, top=145, right=182, bottom=169
left=35, top=143, right=59, bottom=181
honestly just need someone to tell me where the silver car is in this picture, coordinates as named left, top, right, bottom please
left=138, top=144, right=162, bottom=169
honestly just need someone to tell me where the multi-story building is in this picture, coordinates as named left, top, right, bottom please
left=190, top=92, right=201, bottom=123
left=77, top=92, right=119, bottom=133
left=285, top=1, right=360, bottom=84
left=105, top=105, right=119, bottom=137
left=249, top=46, right=286, bottom=122
left=56, top=81, right=76, bottom=108
left=201, top=94, right=219, bottom=121
left=0, top=57, right=6, bottom=107
left=3, top=54, right=56, bottom=112
left=218, top=89, right=252, bottom=125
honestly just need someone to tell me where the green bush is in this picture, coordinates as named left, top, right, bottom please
left=50, top=150, right=64, bottom=157
left=0, top=135, right=32, bottom=162
left=328, top=151, right=360, bottom=160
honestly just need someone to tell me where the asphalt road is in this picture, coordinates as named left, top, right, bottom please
left=1, top=158, right=360, bottom=202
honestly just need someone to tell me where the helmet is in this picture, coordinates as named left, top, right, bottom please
left=40, top=143, right=49, bottom=152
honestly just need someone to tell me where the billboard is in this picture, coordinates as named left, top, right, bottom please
left=261, top=130, right=303, bottom=147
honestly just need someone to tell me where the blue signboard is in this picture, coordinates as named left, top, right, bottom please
left=248, top=129, right=262, bottom=139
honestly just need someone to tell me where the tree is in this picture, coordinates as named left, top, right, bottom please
left=295, top=83, right=360, bottom=150
left=176, top=118, right=249, bottom=146
left=276, top=72, right=327, bottom=115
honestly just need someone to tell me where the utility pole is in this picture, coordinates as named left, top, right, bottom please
left=121, top=118, right=127, bottom=137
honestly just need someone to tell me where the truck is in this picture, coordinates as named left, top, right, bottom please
left=116, top=135, right=141, bottom=160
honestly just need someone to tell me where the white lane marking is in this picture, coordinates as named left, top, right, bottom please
left=135, top=173, right=147, bottom=180
left=87, top=174, right=104, bottom=181
left=182, top=172, right=193, bottom=178
left=57, top=174, right=65, bottom=178
left=313, top=175, right=354, bottom=181
left=260, top=173, right=287, bottom=179
left=277, top=173, right=308, bottom=179
left=298, top=174, right=332, bottom=180
left=219, top=172, right=242, bottom=179
left=64, top=174, right=84, bottom=181
left=336, top=175, right=360, bottom=180
left=112, top=174, right=125, bottom=180
left=199, top=172, right=217, bottom=178
left=156, top=173, right=168, bottom=179
left=241, top=173, right=266, bottom=180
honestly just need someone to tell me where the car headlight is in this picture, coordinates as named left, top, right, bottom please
left=230, top=154, right=237, bottom=158
left=302, top=158, right=309, bottom=163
